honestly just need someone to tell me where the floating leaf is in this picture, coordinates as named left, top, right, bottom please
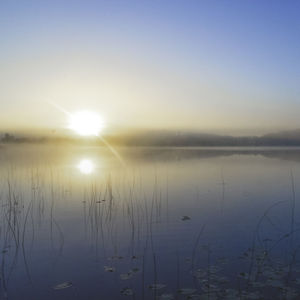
left=53, top=281, right=72, bottom=290
left=283, top=287, right=298, bottom=299
left=195, top=295, right=218, bottom=300
left=201, top=283, right=220, bottom=293
left=224, top=289, right=239, bottom=300
left=157, top=294, right=174, bottom=300
left=208, top=266, right=221, bottom=274
left=294, top=278, right=300, bottom=285
left=201, top=245, right=212, bottom=253
left=120, top=273, right=133, bottom=280
left=177, top=288, right=197, bottom=295
left=120, top=288, right=134, bottom=296
left=250, top=281, right=265, bottom=288
left=109, top=256, right=123, bottom=261
left=246, top=292, right=262, bottom=300
left=263, top=238, right=272, bottom=242
left=131, top=267, right=140, bottom=273
left=214, top=275, right=229, bottom=284
left=238, top=272, right=251, bottom=280
left=104, top=266, right=116, bottom=272
left=186, top=295, right=202, bottom=300
left=149, top=284, right=166, bottom=290
left=266, top=279, right=285, bottom=288
left=217, top=257, right=229, bottom=265
left=193, top=269, right=206, bottom=278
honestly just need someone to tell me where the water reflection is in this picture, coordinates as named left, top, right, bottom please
left=2, top=146, right=300, bottom=299
left=77, top=159, right=94, bottom=174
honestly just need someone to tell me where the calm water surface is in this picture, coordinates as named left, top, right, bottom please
left=1, top=145, right=300, bottom=299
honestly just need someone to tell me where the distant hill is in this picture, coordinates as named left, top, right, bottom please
left=260, top=129, right=300, bottom=146
left=262, top=129, right=300, bottom=139
left=2, top=129, right=300, bottom=147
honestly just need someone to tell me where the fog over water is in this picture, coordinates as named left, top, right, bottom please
left=1, top=2, right=300, bottom=298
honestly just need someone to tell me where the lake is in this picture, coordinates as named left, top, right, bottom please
left=1, top=145, right=300, bottom=299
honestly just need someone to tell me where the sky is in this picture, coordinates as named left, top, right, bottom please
left=0, top=0, right=300, bottom=136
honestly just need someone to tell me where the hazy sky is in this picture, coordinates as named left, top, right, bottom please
left=1, top=0, right=300, bottom=135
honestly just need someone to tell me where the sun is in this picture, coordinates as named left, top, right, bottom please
left=68, top=110, right=105, bottom=136
left=78, top=159, right=94, bottom=174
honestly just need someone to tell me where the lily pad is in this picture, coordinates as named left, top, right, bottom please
left=120, top=288, right=134, bottom=296
left=53, top=281, right=72, bottom=290
left=104, top=266, right=116, bottom=272
left=193, top=269, right=206, bottom=278
left=224, top=289, right=239, bottom=300
left=196, top=295, right=218, bottom=300
left=131, top=267, right=140, bottom=273
left=266, top=279, right=285, bottom=288
left=109, top=256, right=123, bottom=261
left=243, top=292, right=262, bottom=300
left=283, top=287, right=298, bottom=299
left=120, top=273, right=133, bottom=280
left=177, top=288, right=197, bottom=295
left=187, top=295, right=202, bottom=300
left=158, top=294, right=174, bottom=300
left=149, top=284, right=166, bottom=290
left=250, top=281, right=265, bottom=288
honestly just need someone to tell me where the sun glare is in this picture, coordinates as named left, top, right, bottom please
left=68, top=110, right=105, bottom=136
left=78, top=159, right=94, bottom=174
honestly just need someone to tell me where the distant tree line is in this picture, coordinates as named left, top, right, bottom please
left=1, top=133, right=49, bottom=144
left=2, top=131, right=300, bottom=146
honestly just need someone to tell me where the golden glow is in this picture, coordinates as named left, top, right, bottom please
left=77, top=159, right=94, bottom=174
left=68, top=110, right=105, bottom=136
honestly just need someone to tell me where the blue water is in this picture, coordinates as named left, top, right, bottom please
left=1, top=145, right=300, bottom=299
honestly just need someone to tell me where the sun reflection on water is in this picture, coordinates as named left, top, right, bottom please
left=77, top=159, right=94, bottom=174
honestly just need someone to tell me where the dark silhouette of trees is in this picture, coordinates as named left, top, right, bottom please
left=2, top=133, right=15, bottom=143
